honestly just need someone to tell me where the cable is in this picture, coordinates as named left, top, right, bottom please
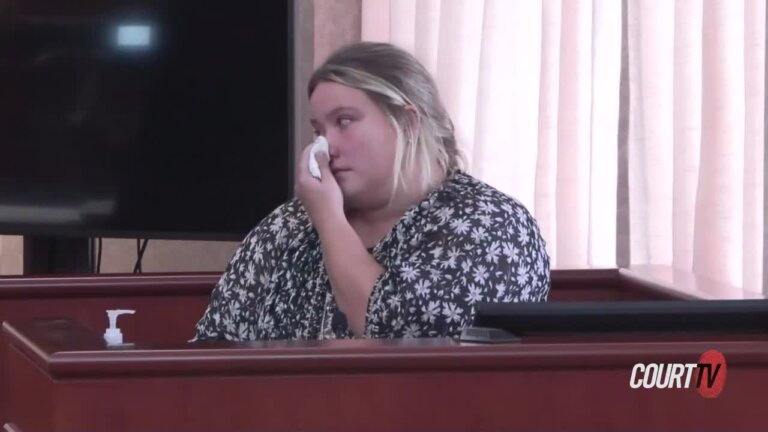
left=133, top=238, right=149, bottom=274
left=90, top=237, right=103, bottom=274
left=90, top=237, right=96, bottom=273
left=96, top=237, right=102, bottom=274
left=135, top=239, right=139, bottom=272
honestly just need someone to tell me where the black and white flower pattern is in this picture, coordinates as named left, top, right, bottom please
left=194, top=172, right=550, bottom=341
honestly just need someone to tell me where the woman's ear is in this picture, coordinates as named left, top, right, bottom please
left=403, top=105, right=421, bottom=143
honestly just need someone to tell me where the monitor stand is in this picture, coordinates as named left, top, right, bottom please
left=23, top=236, right=92, bottom=275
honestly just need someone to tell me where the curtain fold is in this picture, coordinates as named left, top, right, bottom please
left=361, top=0, right=623, bottom=270
left=354, top=0, right=764, bottom=291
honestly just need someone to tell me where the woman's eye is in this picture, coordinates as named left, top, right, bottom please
left=338, top=117, right=352, bottom=128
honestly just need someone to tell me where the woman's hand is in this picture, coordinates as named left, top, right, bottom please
left=295, top=142, right=345, bottom=227
left=295, top=141, right=384, bottom=336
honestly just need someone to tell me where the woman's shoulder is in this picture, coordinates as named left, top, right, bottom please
left=437, top=171, right=539, bottom=229
left=430, top=172, right=549, bottom=269
left=240, top=198, right=312, bottom=248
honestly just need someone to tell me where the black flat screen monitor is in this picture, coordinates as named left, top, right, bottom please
left=471, top=300, right=768, bottom=336
left=0, top=1, right=293, bottom=240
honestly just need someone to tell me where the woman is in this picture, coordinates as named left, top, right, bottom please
left=194, top=42, right=550, bottom=341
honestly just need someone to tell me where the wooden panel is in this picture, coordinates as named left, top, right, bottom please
left=0, top=274, right=216, bottom=426
left=548, top=268, right=621, bottom=300
left=6, top=319, right=768, bottom=431
left=7, top=319, right=768, bottom=378
left=0, top=267, right=756, bottom=426
left=7, top=346, right=53, bottom=432
left=0, top=273, right=218, bottom=297
left=27, top=367, right=768, bottom=431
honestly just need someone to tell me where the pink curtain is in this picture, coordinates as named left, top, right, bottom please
left=627, top=0, right=765, bottom=291
left=362, top=0, right=622, bottom=270
left=361, top=0, right=765, bottom=292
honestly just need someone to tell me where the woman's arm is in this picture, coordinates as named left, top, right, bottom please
left=365, top=198, right=551, bottom=339
left=192, top=203, right=297, bottom=341
left=313, top=211, right=383, bottom=336
left=295, top=143, right=386, bottom=337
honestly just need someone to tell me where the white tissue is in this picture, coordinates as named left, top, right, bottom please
left=309, top=136, right=329, bottom=179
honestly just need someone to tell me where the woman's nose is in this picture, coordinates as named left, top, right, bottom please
left=325, top=133, right=339, bottom=157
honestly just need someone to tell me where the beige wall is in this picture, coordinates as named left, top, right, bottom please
left=313, top=0, right=362, bottom=67
left=0, top=0, right=361, bottom=276
left=99, top=238, right=239, bottom=274
left=0, top=236, right=22, bottom=275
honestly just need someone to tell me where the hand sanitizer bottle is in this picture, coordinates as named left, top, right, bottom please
left=104, top=309, right=135, bottom=346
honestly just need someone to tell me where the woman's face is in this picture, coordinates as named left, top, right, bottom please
left=310, top=81, right=398, bottom=210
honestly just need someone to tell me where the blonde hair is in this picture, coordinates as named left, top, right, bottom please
left=308, top=42, right=464, bottom=196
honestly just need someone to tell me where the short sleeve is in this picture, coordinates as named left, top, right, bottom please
left=192, top=202, right=297, bottom=341
left=363, top=197, right=550, bottom=339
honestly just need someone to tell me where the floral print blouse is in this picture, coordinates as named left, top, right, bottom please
left=194, top=171, right=550, bottom=341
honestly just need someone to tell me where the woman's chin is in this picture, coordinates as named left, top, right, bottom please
left=334, top=171, right=354, bottom=189
left=340, top=186, right=369, bottom=209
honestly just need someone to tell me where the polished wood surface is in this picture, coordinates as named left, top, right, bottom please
left=6, top=318, right=768, bottom=431
left=0, top=273, right=215, bottom=425
left=0, top=272, right=218, bottom=296
left=7, top=318, right=768, bottom=376
left=0, top=267, right=762, bottom=428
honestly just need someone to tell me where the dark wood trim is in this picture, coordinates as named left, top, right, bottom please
left=6, top=319, right=768, bottom=379
left=3, top=267, right=754, bottom=300
left=0, top=273, right=219, bottom=297
left=0, top=269, right=618, bottom=300
left=550, top=268, right=620, bottom=289
left=551, top=267, right=620, bottom=281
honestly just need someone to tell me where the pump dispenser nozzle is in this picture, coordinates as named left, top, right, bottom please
left=104, top=309, right=135, bottom=346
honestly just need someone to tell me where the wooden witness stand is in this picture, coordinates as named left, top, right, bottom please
left=1, top=267, right=767, bottom=431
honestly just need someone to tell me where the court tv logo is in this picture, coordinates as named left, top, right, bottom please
left=629, top=350, right=727, bottom=398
